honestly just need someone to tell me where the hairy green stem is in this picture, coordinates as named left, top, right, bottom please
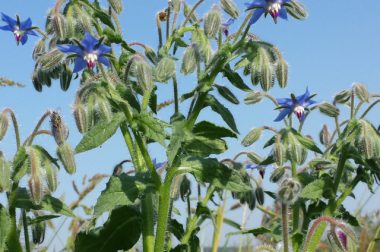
left=166, top=5, right=171, bottom=41
left=3, top=108, right=21, bottom=150
left=182, top=186, right=215, bottom=244
left=22, top=209, right=31, bottom=252
left=156, top=13, right=163, bottom=49
left=182, top=0, right=204, bottom=26
left=350, top=89, right=355, bottom=119
left=212, top=192, right=227, bottom=252
left=282, top=203, right=290, bottom=252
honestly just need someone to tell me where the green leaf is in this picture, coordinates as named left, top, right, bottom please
left=28, top=215, right=60, bottom=225
left=292, top=129, right=323, bottom=154
left=168, top=218, right=184, bottom=241
left=204, top=95, right=239, bottom=133
left=14, top=188, right=74, bottom=217
left=94, top=173, right=155, bottom=216
left=131, top=112, right=168, bottom=146
left=193, top=121, right=237, bottom=139
left=75, top=206, right=141, bottom=252
left=222, top=64, right=251, bottom=91
left=214, top=84, right=240, bottom=104
left=167, top=114, right=188, bottom=166
left=243, top=227, right=271, bottom=236
left=300, top=179, right=325, bottom=200
left=75, top=113, right=125, bottom=153
left=178, top=157, right=251, bottom=192
left=0, top=205, right=9, bottom=251
left=93, top=9, right=115, bottom=30
left=184, top=136, right=227, bottom=157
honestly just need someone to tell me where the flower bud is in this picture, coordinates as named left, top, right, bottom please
left=131, top=56, right=154, bottom=91
left=204, top=5, right=221, bottom=38
left=65, top=16, right=76, bottom=38
left=50, top=110, right=69, bottom=146
left=181, top=44, right=199, bottom=75
left=180, top=175, right=191, bottom=201
left=258, top=49, right=274, bottom=91
left=33, top=39, right=46, bottom=61
left=220, top=0, right=239, bottom=19
left=38, top=48, right=64, bottom=72
left=250, top=63, right=261, bottom=86
left=158, top=10, right=167, bottom=22
left=245, top=190, right=256, bottom=210
left=27, top=147, right=43, bottom=204
left=31, top=214, right=46, bottom=245
left=286, top=132, right=304, bottom=165
left=184, top=2, right=199, bottom=23
left=276, top=58, right=288, bottom=88
left=108, top=0, right=123, bottom=14
left=0, top=111, right=9, bottom=141
left=319, top=102, right=340, bottom=117
left=354, top=83, right=370, bottom=103
left=247, top=152, right=263, bottom=164
left=44, top=159, right=58, bottom=192
left=273, top=135, right=285, bottom=166
left=244, top=91, right=263, bottom=104
left=73, top=100, right=88, bottom=134
left=155, top=57, right=176, bottom=83
left=94, top=98, right=113, bottom=122
left=57, top=142, right=76, bottom=174
left=270, top=167, right=285, bottom=183
left=255, top=186, right=264, bottom=205
left=0, top=152, right=11, bottom=192
left=241, top=128, right=262, bottom=147
left=170, top=0, right=181, bottom=13
left=52, top=13, right=66, bottom=39
left=319, top=125, right=330, bottom=146
left=277, top=178, right=301, bottom=204
left=334, top=90, right=351, bottom=104
left=144, top=46, right=158, bottom=65
left=355, top=119, right=380, bottom=159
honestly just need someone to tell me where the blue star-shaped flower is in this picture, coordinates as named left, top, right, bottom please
left=221, top=18, right=235, bottom=37
left=57, top=32, right=111, bottom=73
left=0, top=13, right=37, bottom=45
left=153, top=159, right=167, bottom=170
left=245, top=0, right=290, bottom=25
left=275, top=88, right=317, bottom=122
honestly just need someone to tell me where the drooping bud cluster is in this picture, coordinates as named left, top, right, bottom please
left=127, top=55, right=154, bottom=91
left=277, top=178, right=301, bottom=204
left=155, top=56, right=176, bottom=83
left=181, top=44, right=199, bottom=75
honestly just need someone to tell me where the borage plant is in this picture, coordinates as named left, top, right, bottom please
left=1, top=0, right=377, bottom=251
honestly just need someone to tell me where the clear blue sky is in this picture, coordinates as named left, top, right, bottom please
left=1, top=0, right=380, bottom=249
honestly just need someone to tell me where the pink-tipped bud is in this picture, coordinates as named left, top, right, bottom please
left=50, top=110, right=69, bottom=146
left=336, top=228, right=347, bottom=250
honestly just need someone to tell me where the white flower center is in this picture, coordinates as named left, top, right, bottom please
left=294, top=105, right=305, bottom=120
left=268, top=3, right=281, bottom=17
left=84, top=53, right=98, bottom=68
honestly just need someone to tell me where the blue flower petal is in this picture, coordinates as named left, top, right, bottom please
left=98, top=56, right=111, bottom=67
left=20, top=17, right=32, bottom=30
left=304, top=99, right=317, bottom=107
left=0, top=25, right=13, bottom=31
left=1, top=13, right=17, bottom=27
left=81, top=32, right=99, bottom=52
left=245, top=0, right=267, bottom=9
left=296, top=88, right=310, bottom=104
left=282, top=0, right=292, bottom=3
left=73, top=57, right=87, bottom=73
left=26, top=29, right=38, bottom=36
left=97, top=44, right=111, bottom=55
left=274, top=107, right=292, bottom=122
left=248, top=8, right=265, bottom=25
left=279, top=8, right=288, bottom=20
left=276, top=97, right=292, bottom=106
left=20, top=34, right=28, bottom=45
left=57, top=44, right=83, bottom=55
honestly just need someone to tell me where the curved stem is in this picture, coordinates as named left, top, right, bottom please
left=166, top=5, right=171, bottom=42
left=360, top=98, right=380, bottom=119
left=182, top=0, right=204, bottom=27
left=156, top=13, right=163, bottom=49
left=23, top=130, right=52, bottom=146
left=3, top=108, right=21, bottom=150
left=26, top=111, right=52, bottom=146
left=232, top=11, right=253, bottom=44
